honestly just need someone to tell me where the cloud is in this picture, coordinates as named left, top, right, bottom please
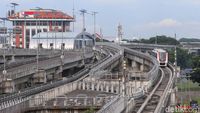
left=149, top=18, right=182, bottom=28
left=131, top=19, right=200, bottom=38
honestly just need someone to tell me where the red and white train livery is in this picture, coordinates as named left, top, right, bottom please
left=150, top=49, right=168, bottom=67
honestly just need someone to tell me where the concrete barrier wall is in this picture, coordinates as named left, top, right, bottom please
left=0, top=81, right=78, bottom=113
left=97, top=96, right=125, bottom=113
left=77, top=79, right=145, bottom=99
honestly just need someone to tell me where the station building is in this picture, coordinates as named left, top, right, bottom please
left=8, top=8, right=74, bottom=48
left=31, top=31, right=95, bottom=50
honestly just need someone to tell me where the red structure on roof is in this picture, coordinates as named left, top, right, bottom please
left=8, top=9, right=73, bottom=20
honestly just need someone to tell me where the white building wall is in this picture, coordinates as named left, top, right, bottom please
left=30, top=38, right=74, bottom=49
left=23, top=25, right=64, bottom=48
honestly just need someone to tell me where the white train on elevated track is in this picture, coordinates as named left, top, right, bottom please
left=149, top=48, right=168, bottom=67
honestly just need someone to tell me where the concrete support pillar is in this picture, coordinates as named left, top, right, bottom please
left=97, top=82, right=100, bottom=91
left=11, top=55, right=15, bottom=63
left=143, top=65, right=149, bottom=71
left=131, top=61, right=137, bottom=68
left=64, top=100, right=67, bottom=106
left=117, top=85, right=120, bottom=94
left=93, top=98, right=96, bottom=105
left=32, top=69, right=47, bottom=84
left=91, top=82, right=94, bottom=90
left=83, top=82, right=85, bottom=90
left=53, top=100, right=57, bottom=106
left=129, top=87, right=132, bottom=97
left=100, top=84, right=103, bottom=91
left=55, top=66, right=63, bottom=79
left=79, top=82, right=82, bottom=90
left=106, top=85, right=109, bottom=92
left=132, top=61, right=141, bottom=71
left=140, top=64, right=144, bottom=72
left=73, top=82, right=77, bottom=90
left=0, top=79, right=15, bottom=94
left=111, top=84, right=114, bottom=93
left=87, top=82, right=90, bottom=90
left=84, top=98, right=87, bottom=106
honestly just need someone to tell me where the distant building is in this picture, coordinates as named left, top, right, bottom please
left=8, top=8, right=74, bottom=48
left=180, top=42, right=200, bottom=55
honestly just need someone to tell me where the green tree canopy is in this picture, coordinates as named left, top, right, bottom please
left=136, top=35, right=179, bottom=45
left=168, top=48, right=192, bottom=69
left=189, top=56, right=200, bottom=85
left=179, top=38, right=200, bottom=42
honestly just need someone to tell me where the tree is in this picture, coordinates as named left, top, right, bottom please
left=149, top=35, right=179, bottom=45
left=168, top=48, right=192, bottom=69
left=139, top=35, right=179, bottom=45
left=189, top=56, right=200, bottom=85
left=179, top=38, right=200, bottom=42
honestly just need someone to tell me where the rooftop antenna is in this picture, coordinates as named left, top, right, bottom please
left=10, top=3, right=19, bottom=12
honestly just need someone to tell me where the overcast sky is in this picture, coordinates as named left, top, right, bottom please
left=1, top=0, right=200, bottom=40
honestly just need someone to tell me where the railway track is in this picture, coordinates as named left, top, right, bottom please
left=136, top=66, right=172, bottom=113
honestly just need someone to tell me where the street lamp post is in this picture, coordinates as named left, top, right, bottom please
left=174, top=34, right=178, bottom=104
left=23, top=14, right=28, bottom=48
left=0, top=18, right=7, bottom=80
left=33, top=13, right=40, bottom=72
left=123, top=59, right=126, bottom=97
left=80, top=9, right=87, bottom=65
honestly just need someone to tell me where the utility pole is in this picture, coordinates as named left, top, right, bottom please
left=72, top=0, right=75, bottom=32
left=34, top=13, right=39, bottom=72
left=174, top=33, right=178, bottom=105
left=80, top=9, right=87, bottom=65
left=2, top=19, right=7, bottom=80
left=80, top=9, right=87, bottom=32
left=91, top=11, right=98, bottom=35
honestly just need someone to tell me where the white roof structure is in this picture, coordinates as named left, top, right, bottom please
left=32, top=32, right=77, bottom=39
left=30, top=31, right=95, bottom=49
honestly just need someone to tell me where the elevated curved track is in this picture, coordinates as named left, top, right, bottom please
left=136, top=64, right=174, bottom=113
left=0, top=42, right=167, bottom=113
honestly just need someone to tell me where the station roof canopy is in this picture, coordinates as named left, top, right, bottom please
left=32, top=32, right=77, bottom=39
left=32, top=31, right=94, bottom=40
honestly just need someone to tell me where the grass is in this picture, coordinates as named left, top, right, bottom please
left=177, top=80, right=200, bottom=91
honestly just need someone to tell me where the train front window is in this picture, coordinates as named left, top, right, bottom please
left=159, top=52, right=166, bottom=61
